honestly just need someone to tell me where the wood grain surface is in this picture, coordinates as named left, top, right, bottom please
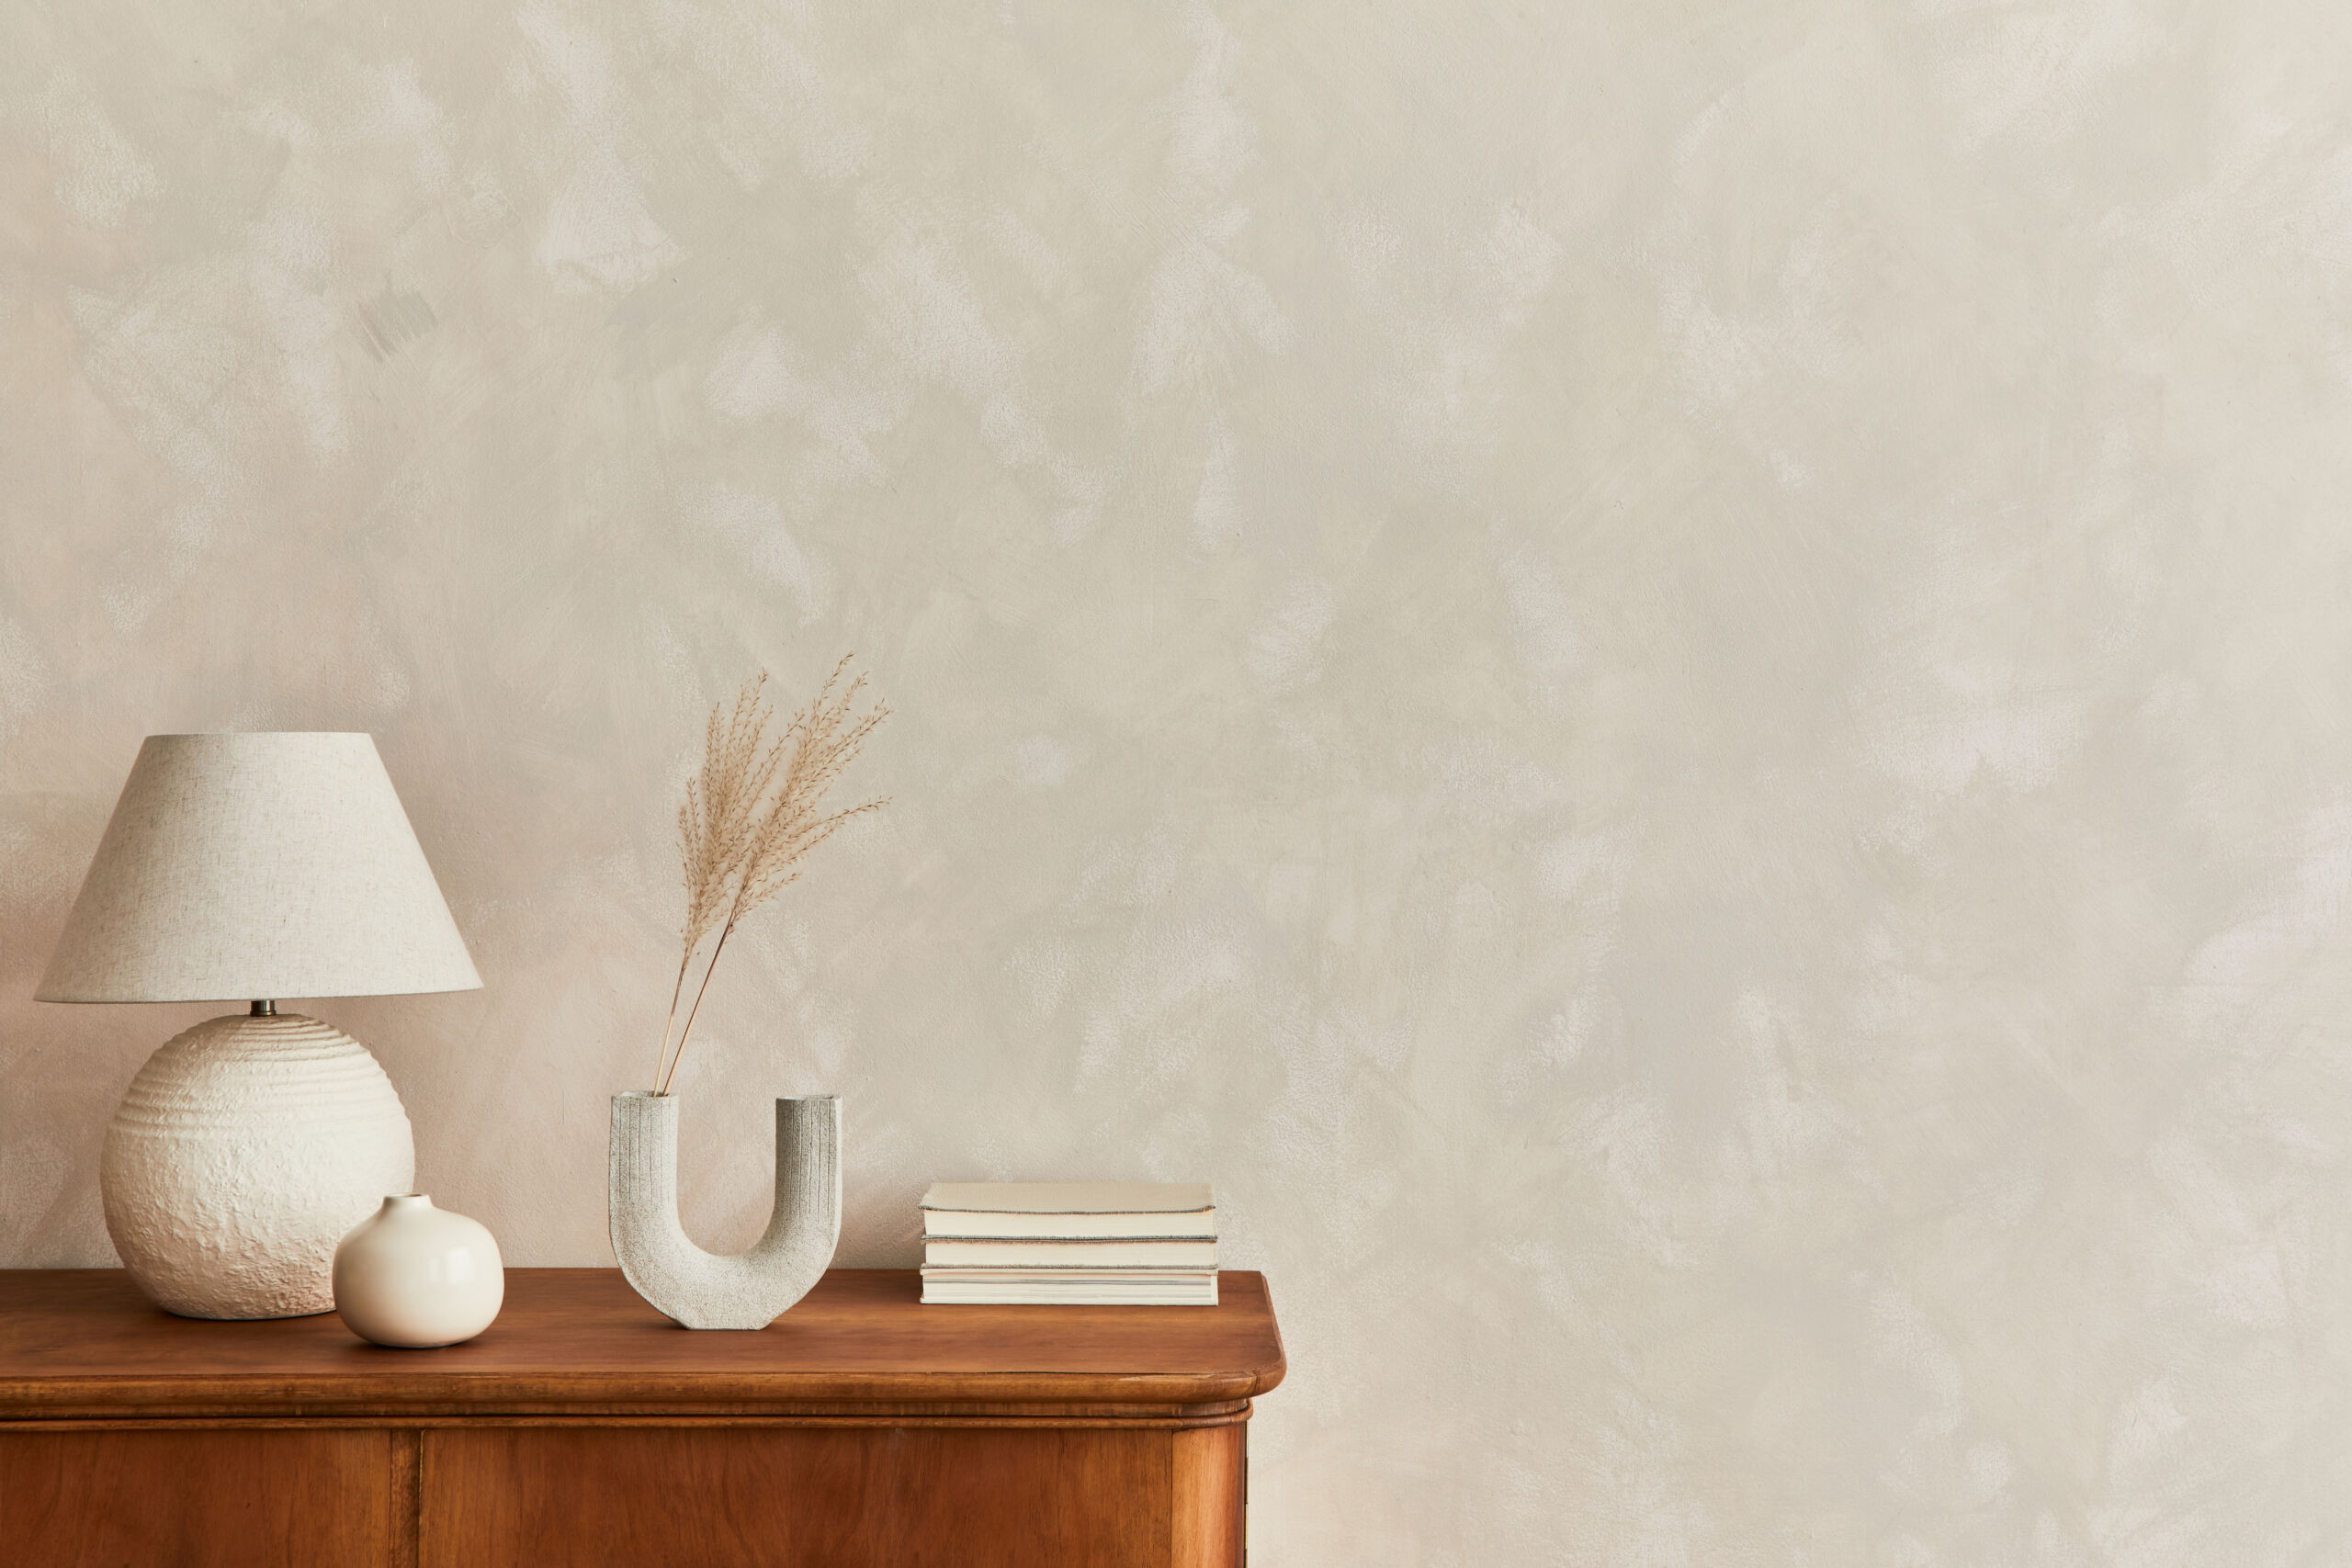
left=0, top=1427, right=398, bottom=1566
left=419, top=1425, right=1184, bottom=1567
left=0, top=1269, right=1285, bottom=1418
left=1171, top=1425, right=1247, bottom=1565
left=0, top=1269, right=1273, bottom=1566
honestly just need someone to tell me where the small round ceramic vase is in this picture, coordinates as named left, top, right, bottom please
left=332, top=1195, right=504, bottom=1348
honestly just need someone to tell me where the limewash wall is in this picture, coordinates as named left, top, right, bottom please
left=6, top=2, right=2352, bottom=1561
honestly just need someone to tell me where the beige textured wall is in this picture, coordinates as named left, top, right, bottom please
left=6, top=0, right=2352, bottom=1560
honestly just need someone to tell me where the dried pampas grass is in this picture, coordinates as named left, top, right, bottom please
left=653, top=657, right=890, bottom=1095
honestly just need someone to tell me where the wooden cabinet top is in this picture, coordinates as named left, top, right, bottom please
left=0, top=1269, right=1284, bottom=1421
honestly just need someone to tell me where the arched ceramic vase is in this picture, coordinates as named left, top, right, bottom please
left=608, top=1091, right=841, bottom=1330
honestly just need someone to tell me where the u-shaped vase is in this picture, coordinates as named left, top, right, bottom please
left=608, top=1090, right=841, bottom=1329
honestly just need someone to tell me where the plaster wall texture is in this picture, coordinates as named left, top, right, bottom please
left=3, top=1, right=2349, bottom=1562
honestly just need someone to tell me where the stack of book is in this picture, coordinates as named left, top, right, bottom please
left=920, top=1182, right=1217, bottom=1305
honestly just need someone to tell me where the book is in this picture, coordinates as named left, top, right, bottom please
left=922, top=1238, right=1216, bottom=1269
left=920, top=1268, right=1216, bottom=1284
left=922, top=1182, right=1211, bottom=1230
left=922, top=1207, right=1218, bottom=1239
left=920, top=1269, right=1218, bottom=1306
left=917, top=1183, right=1220, bottom=1304
left=920, top=1288, right=1217, bottom=1305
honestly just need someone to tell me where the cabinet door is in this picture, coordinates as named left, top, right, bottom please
left=0, top=1428, right=401, bottom=1567
left=423, top=1424, right=1243, bottom=1568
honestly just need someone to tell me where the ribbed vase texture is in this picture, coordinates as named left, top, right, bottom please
left=102, top=1012, right=414, bottom=1319
left=608, top=1091, right=841, bottom=1330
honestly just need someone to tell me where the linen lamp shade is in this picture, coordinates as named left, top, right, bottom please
left=37, top=733, right=480, bottom=1003
left=39, top=732, right=481, bottom=1320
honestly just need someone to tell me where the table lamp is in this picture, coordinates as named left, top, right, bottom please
left=37, top=733, right=481, bottom=1320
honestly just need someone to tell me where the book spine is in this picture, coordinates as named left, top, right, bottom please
left=921, top=1268, right=1218, bottom=1280
left=922, top=1211, right=1217, bottom=1240
left=921, top=1287, right=1220, bottom=1306
left=924, top=1240, right=1216, bottom=1268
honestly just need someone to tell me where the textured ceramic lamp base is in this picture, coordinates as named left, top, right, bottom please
left=101, top=1012, right=415, bottom=1320
left=609, top=1092, right=841, bottom=1329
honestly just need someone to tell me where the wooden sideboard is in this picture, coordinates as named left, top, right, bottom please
left=0, top=1268, right=1283, bottom=1566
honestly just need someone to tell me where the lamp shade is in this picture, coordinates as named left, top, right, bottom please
left=36, top=732, right=481, bottom=1003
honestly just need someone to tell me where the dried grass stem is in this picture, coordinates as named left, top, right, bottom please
left=653, top=658, right=889, bottom=1094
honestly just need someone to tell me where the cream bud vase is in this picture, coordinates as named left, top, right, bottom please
left=102, top=1012, right=414, bottom=1319
left=608, top=1092, right=840, bottom=1330
left=333, top=1194, right=504, bottom=1348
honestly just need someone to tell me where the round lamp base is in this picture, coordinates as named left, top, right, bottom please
left=100, top=1012, right=415, bottom=1319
